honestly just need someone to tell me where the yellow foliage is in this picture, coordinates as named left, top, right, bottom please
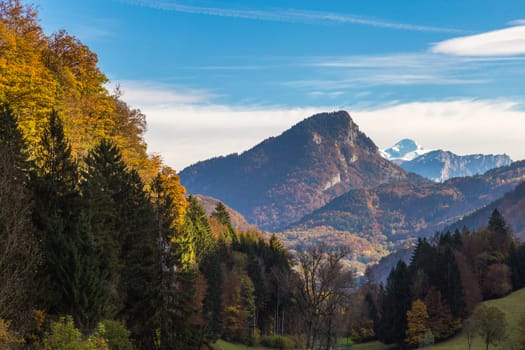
left=157, top=166, right=188, bottom=230
left=0, top=319, right=24, bottom=348
left=405, top=299, right=430, bottom=347
left=0, top=0, right=160, bottom=180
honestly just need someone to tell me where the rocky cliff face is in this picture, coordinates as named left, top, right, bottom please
left=400, top=150, right=512, bottom=182
left=180, top=111, right=419, bottom=231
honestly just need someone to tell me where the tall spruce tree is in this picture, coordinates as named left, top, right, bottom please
left=211, top=202, right=238, bottom=244
left=0, top=104, right=39, bottom=327
left=83, top=140, right=160, bottom=348
left=508, top=242, right=525, bottom=290
left=184, top=197, right=223, bottom=342
left=32, top=110, right=104, bottom=329
left=377, top=260, right=412, bottom=346
left=150, top=169, right=204, bottom=350
left=488, top=209, right=512, bottom=259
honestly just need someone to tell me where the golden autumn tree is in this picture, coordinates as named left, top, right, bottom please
left=0, top=0, right=57, bottom=145
left=1, top=0, right=160, bottom=180
left=405, top=299, right=431, bottom=347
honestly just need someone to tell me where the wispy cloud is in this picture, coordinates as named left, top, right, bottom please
left=432, top=23, right=525, bottom=56
left=123, top=0, right=465, bottom=33
left=113, top=80, right=215, bottom=106
left=283, top=53, right=492, bottom=90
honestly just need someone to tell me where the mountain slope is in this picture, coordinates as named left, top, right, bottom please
left=447, top=180, right=525, bottom=240
left=401, top=150, right=512, bottom=182
left=288, top=161, right=525, bottom=258
left=180, top=111, right=420, bottom=231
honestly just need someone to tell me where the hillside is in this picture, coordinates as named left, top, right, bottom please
left=285, top=161, right=525, bottom=270
left=448, top=180, right=525, bottom=240
left=180, top=111, right=420, bottom=231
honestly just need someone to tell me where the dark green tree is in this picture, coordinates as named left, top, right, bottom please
left=32, top=110, right=104, bottom=330
left=150, top=172, right=203, bottom=350
left=211, top=202, right=238, bottom=244
left=83, top=140, right=160, bottom=348
left=377, top=260, right=412, bottom=346
left=0, top=104, right=39, bottom=328
left=488, top=209, right=512, bottom=259
left=508, top=242, right=525, bottom=290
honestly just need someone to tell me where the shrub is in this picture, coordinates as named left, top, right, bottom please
left=99, top=320, right=135, bottom=350
left=0, top=319, right=24, bottom=348
left=259, top=335, right=295, bottom=349
left=42, top=316, right=110, bottom=350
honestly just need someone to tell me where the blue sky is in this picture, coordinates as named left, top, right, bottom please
left=34, top=0, right=525, bottom=170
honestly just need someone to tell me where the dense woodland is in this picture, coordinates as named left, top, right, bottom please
left=3, top=1, right=525, bottom=350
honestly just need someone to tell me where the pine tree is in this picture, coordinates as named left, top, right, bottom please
left=150, top=168, right=205, bottom=350
left=32, top=111, right=86, bottom=322
left=119, top=171, right=160, bottom=349
left=83, top=140, right=160, bottom=348
left=488, top=209, right=512, bottom=259
left=211, top=202, right=238, bottom=244
left=508, top=242, right=525, bottom=290
left=377, top=260, right=412, bottom=346
left=0, top=103, right=39, bottom=327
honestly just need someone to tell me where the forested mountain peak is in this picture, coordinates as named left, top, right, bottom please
left=180, top=110, right=417, bottom=231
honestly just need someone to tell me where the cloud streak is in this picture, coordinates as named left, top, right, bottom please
left=124, top=0, right=465, bottom=33
left=432, top=24, right=525, bottom=56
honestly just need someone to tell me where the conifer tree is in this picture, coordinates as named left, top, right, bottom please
left=32, top=110, right=105, bottom=329
left=83, top=140, right=160, bottom=347
left=488, top=209, right=512, bottom=259
left=0, top=104, right=39, bottom=327
left=508, top=242, right=525, bottom=290
left=211, top=202, right=238, bottom=244
left=150, top=168, right=205, bottom=349
left=377, top=260, right=411, bottom=346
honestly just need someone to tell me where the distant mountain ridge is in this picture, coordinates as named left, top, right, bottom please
left=381, top=139, right=512, bottom=182
left=447, top=181, right=525, bottom=240
left=180, top=111, right=420, bottom=231
left=402, top=150, right=512, bottom=182
left=285, top=161, right=525, bottom=271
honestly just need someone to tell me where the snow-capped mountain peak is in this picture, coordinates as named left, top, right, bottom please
left=381, top=139, right=430, bottom=162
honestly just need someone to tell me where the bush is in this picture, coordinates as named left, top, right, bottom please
left=99, top=320, right=135, bottom=350
left=42, top=316, right=110, bottom=350
left=0, top=319, right=24, bottom=348
left=259, top=335, right=295, bottom=349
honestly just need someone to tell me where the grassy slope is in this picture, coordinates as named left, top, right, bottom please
left=428, top=287, right=525, bottom=350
